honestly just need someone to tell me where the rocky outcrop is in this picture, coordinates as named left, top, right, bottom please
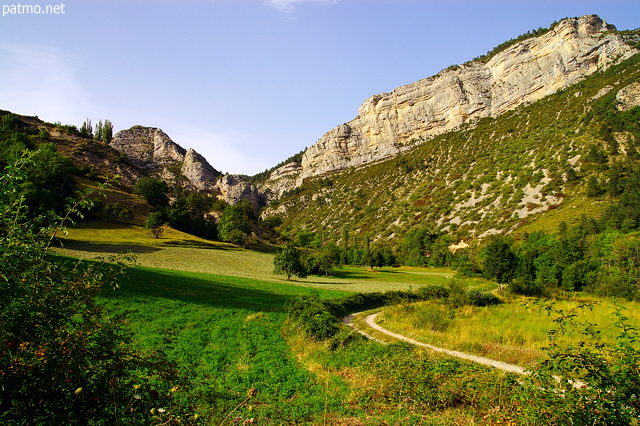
left=257, top=162, right=302, bottom=201
left=110, top=126, right=185, bottom=167
left=110, top=126, right=221, bottom=192
left=217, top=175, right=262, bottom=211
left=616, top=81, right=640, bottom=111
left=272, top=15, right=637, bottom=186
left=181, top=148, right=220, bottom=191
left=110, top=126, right=266, bottom=208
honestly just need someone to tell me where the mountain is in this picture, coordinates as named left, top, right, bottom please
left=259, top=15, right=638, bottom=199
left=109, top=125, right=264, bottom=209
left=261, top=15, right=640, bottom=243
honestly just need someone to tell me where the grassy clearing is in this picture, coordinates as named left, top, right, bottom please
left=514, top=195, right=611, bottom=235
left=100, top=265, right=350, bottom=423
left=100, top=264, right=512, bottom=423
left=55, top=240, right=461, bottom=293
left=284, top=322, right=522, bottom=424
left=59, top=219, right=231, bottom=248
left=376, top=295, right=640, bottom=367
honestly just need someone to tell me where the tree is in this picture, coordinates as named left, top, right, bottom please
left=102, top=119, right=113, bottom=144
left=94, top=119, right=104, bottom=142
left=0, top=154, right=183, bottom=424
left=218, top=205, right=250, bottom=246
left=145, top=211, right=165, bottom=238
left=134, top=177, right=169, bottom=207
left=273, top=244, right=308, bottom=280
left=105, top=202, right=134, bottom=223
left=79, top=118, right=93, bottom=138
left=482, top=237, right=517, bottom=284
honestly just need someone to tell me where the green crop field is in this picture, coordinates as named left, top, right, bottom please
left=98, top=265, right=350, bottom=423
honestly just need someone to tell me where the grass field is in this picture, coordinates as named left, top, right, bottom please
left=56, top=239, right=460, bottom=293
left=98, top=263, right=521, bottom=424
left=375, top=295, right=640, bottom=367
left=99, top=265, right=351, bottom=423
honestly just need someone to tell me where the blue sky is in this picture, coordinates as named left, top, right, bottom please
left=1, top=0, right=639, bottom=175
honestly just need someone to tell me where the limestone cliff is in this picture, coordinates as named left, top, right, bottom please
left=258, top=162, right=302, bottom=201
left=110, top=126, right=263, bottom=209
left=110, top=126, right=221, bottom=192
left=217, top=174, right=263, bottom=211
left=276, top=15, right=637, bottom=185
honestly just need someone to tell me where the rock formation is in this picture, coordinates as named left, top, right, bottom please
left=181, top=148, right=219, bottom=191
left=616, top=81, right=640, bottom=111
left=110, top=126, right=263, bottom=209
left=258, top=162, right=302, bottom=201
left=110, top=126, right=221, bottom=191
left=268, top=15, right=638, bottom=187
left=110, top=126, right=185, bottom=167
left=217, top=174, right=263, bottom=211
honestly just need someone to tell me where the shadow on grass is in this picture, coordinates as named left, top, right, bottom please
left=54, top=239, right=163, bottom=254
left=102, top=267, right=326, bottom=312
left=331, top=269, right=374, bottom=280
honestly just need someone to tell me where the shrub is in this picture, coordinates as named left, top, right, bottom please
left=518, top=303, right=640, bottom=424
left=0, top=154, right=186, bottom=424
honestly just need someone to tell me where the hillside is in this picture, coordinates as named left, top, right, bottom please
left=265, top=51, right=640, bottom=243
left=259, top=15, right=639, bottom=199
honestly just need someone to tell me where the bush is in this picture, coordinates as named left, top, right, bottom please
left=518, top=303, right=640, bottom=424
left=0, top=154, right=186, bottom=424
left=286, top=295, right=339, bottom=340
left=412, top=304, right=454, bottom=332
left=466, top=290, right=501, bottom=307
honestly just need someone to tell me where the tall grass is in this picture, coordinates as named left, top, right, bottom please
left=378, top=296, right=640, bottom=366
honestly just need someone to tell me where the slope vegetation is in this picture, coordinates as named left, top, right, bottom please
left=268, top=53, right=640, bottom=244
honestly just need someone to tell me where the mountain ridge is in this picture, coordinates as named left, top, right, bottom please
left=259, top=14, right=639, bottom=199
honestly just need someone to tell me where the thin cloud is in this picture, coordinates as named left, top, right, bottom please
left=0, top=43, right=90, bottom=126
left=264, top=0, right=338, bottom=13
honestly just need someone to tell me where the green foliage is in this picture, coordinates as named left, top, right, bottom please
left=104, top=202, right=134, bottom=223
left=273, top=244, right=308, bottom=280
left=286, top=295, right=340, bottom=340
left=218, top=204, right=250, bottom=246
left=145, top=211, right=166, bottom=238
left=79, top=118, right=93, bottom=138
left=93, top=119, right=113, bottom=144
left=0, top=154, right=184, bottom=424
left=0, top=140, right=77, bottom=222
left=482, top=237, right=517, bottom=284
left=519, top=303, right=640, bottom=425
left=133, top=177, right=169, bottom=207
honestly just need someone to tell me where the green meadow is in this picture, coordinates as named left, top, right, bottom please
left=53, top=233, right=640, bottom=424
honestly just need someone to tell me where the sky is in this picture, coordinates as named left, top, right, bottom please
left=1, top=0, right=639, bottom=175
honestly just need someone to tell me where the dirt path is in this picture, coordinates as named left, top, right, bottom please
left=347, top=312, right=528, bottom=375
left=346, top=312, right=587, bottom=388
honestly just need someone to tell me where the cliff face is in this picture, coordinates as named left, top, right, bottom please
left=110, top=126, right=261, bottom=209
left=286, top=15, right=637, bottom=184
left=110, top=126, right=220, bottom=191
